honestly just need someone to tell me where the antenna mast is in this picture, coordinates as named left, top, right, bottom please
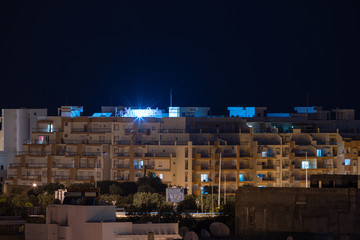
left=170, top=88, right=173, bottom=107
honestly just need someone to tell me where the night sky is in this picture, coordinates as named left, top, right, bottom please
left=0, top=1, right=359, bottom=116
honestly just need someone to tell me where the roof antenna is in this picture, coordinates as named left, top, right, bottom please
left=170, top=88, right=173, bottom=107
left=306, top=91, right=309, bottom=120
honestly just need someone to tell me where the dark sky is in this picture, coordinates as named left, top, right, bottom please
left=0, top=1, right=359, bottom=116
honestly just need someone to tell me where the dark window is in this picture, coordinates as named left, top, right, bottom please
left=0, top=165, right=3, bottom=170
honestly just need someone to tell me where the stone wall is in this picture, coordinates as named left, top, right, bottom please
left=235, top=186, right=360, bottom=239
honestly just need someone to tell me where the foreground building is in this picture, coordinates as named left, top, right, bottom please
left=235, top=175, right=360, bottom=239
left=4, top=105, right=360, bottom=195
left=26, top=204, right=180, bottom=240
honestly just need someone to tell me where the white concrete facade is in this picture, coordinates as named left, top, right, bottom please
left=25, top=205, right=180, bottom=240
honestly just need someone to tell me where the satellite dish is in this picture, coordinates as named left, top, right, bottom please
left=200, top=229, right=211, bottom=240
left=209, top=222, right=230, bottom=238
left=184, top=231, right=198, bottom=240
left=179, top=226, right=189, bottom=238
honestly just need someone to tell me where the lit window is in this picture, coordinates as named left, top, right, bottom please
left=239, top=174, right=244, bottom=181
left=159, top=174, right=163, bottom=179
left=343, top=159, right=351, bottom=166
left=262, top=152, right=267, bottom=158
left=317, top=149, right=322, bottom=157
left=201, top=174, right=208, bottom=182
left=302, top=161, right=309, bottom=169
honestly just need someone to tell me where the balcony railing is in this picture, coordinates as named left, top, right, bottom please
left=239, top=164, right=251, bottom=169
left=113, top=140, right=132, bottom=145
left=63, top=140, right=84, bottom=144
left=55, top=163, right=74, bottom=168
left=87, top=140, right=111, bottom=144
left=9, top=163, right=22, bottom=167
left=54, top=175, right=71, bottom=180
left=221, top=165, right=237, bottom=170
left=22, top=175, right=38, bottom=180
left=75, top=176, right=92, bottom=180
left=113, top=164, right=130, bottom=169
left=71, top=128, right=112, bottom=133
left=262, top=165, right=275, bottom=169
left=65, top=152, right=78, bottom=156
left=26, top=163, right=48, bottom=168
left=33, top=128, right=62, bottom=133
left=89, top=128, right=112, bottom=133
left=113, top=153, right=130, bottom=157
left=82, top=152, right=101, bottom=157
left=114, top=176, right=130, bottom=181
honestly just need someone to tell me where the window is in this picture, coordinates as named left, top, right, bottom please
left=317, top=149, right=322, bottom=157
left=114, top=124, right=119, bottom=130
left=65, top=122, right=68, bottom=126
left=262, top=151, right=267, bottom=158
left=239, top=174, right=244, bottom=181
left=257, top=174, right=265, bottom=179
left=0, top=165, right=3, bottom=170
left=159, top=174, right=163, bottom=179
left=302, top=161, right=309, bottom=169
left=158, top=162, right=162, bottom=168
left=201, top=174, right=208, bottom=182
left=343, top=159, right=351, bottom=166
left=0, top=177, right=2, bottom=182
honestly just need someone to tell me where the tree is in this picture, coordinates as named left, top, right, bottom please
left=133, top=192, right=167, bottom=212
left=137, top=172, right=167, bottom=194
left=177, top=195, right=198, bottom=213
left=37, top=194, right=54, bottom=206
left=109, top=184, right=123, bottom=195
left=137, top=185, right=156, bottom=193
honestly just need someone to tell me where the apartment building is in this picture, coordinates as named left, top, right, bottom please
left=0, top=108, right=47, bottom=188
left=3, top=106, right=353, bottom=195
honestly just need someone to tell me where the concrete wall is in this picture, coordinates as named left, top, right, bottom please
left=235, top=187, right=360, bottom=239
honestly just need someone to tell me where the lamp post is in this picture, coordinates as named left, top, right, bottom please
left=218, top=152, right=222, bottom=207
left=305, top=151, right=308, bottom=188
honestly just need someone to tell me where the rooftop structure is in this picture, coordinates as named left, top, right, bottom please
left=26, top=204, right=180, bottom=240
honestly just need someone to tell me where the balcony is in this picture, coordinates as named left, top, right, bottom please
left=54, top=175, right=71, bottom=180
left=239, top=178, right=253, bottom=182
left=154, top=167, right=171, bottom=171
left=114, top=140, right=132, bottom=145
left=114, top=176, right=130, bottom=181
left=71, top=128, right=111, bottom=133
left=9, top=163, right=22, bottom=167
left=65, top=152, right=78, bottom=156
left=113, top=164, right=130, bottom=169
left=261, top=177, right=276, bottom=182
left=223, top=153, right=237, bottom=158
left=144, top=165, right=154, bottom=170
left=22, top=175, right=39, bottom=180
left=63, top=140, right=84, bottom=144
left=87, top=140, right=111, bottom=145
left=25, top=163, right=47, bottom=168
left=113, top=153, right=130, bottom=157
left=55, top=163, right=74, bottom=168
left=239, top=164, right=251, bottom=170
left=262, top=165, right=275, bottom=170
left=75, top=176, right=92, bottom=180
left=33, top=128, right=62, bottom=133
left=221, top=165, right=237, bottom=170
left=89, top=128, right=112, bottom=133
left=83, top=152, right=101, bottom=157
